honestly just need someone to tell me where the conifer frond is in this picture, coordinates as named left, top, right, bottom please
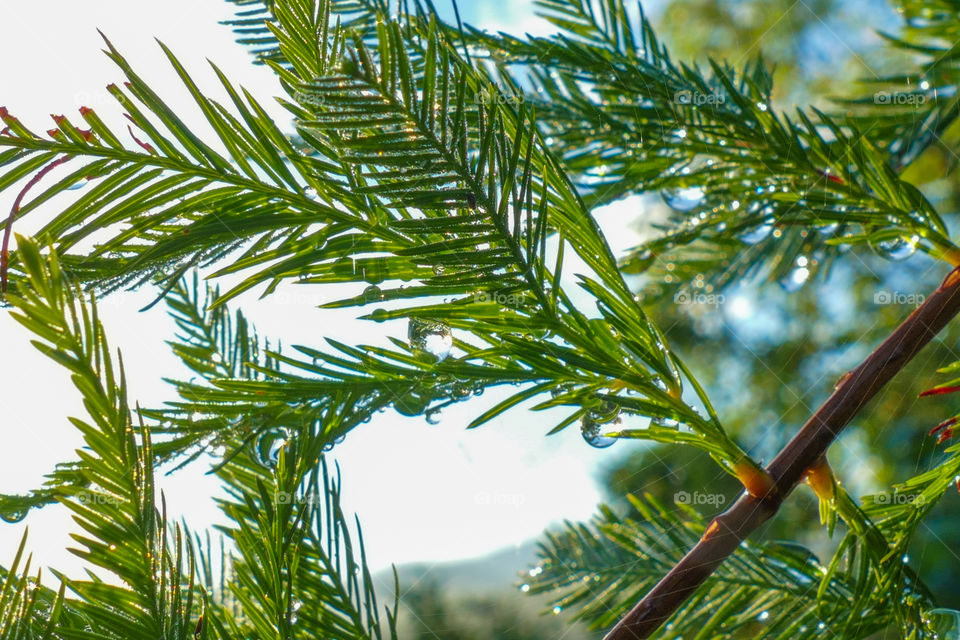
left=4, top=237, right=204, bottom=639
left=0, top=532, right=66, bottom=640
left=7, top=1, right=960, bottom=638
left=0, top=37, right=370, bottom=296
left=215, top=445, right=398, bottom=639
left=159, top=278, right=398, bottom=639
left=843, top=0, right=960, bottom=170
left=221, top=0, right=386, bottom=65
left=527, top=495, right=897, bottom=639
left=10, top=0, right=748, bottom=477
left=460, top=0, right=960, bottom=294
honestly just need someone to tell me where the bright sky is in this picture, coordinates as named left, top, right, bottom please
left=0, top=0, right=657, bottom=577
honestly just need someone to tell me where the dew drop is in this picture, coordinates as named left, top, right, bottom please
left=370, top=308, right=389, bottom=323
left=408, top=318, right=453, bottom=361
left=0, top=508, right=27, bottom=524
left=652, top=416, right=679, bottom=428
left=873, top=235, right=917, bottom=261
left=425, top=408, right=441, bottom=425
left=361, top=257, right=389, bottom=284
left=253, top=428, right=290, bottom=469
left=552, top=606, right=562, bottom=614
left=363, top=285, right=384, bottom=303
left=519, top=583, right=530, bottom=593
left=580, top=401, right=621, bottom=448
left=739, top=219, right=774, bottom=245
left=662, top=186, right=705, bottom=212
left=394, top=391, right=430, bottom=417
left=779, top=265, right=810, bottom=292
left=758, top=610, right=770, bottom=621
left=289, top=598, right=302, bottom=625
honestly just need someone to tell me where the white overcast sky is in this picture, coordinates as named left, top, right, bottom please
left=0, top=0, right=667, bottom=578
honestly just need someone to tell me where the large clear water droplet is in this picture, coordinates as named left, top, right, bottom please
left=394, top=391, right=430, bottom=417
left=581, top=420, right=617, bottom=448
left=740, top=219, right=774, bottom=245
left=289, top=598, right=302, bottom=625
left=661, top=186, right=705, bottom=212
left=873, top=235, right=917, bottom=261
left=363, top=285, right=384, bottom=303
left=361, top=257, right=389, bottom=284
left=652, top=416, right=679, bottom=428
left=580, top=401, right=621, bottom=448
left=0, top=507, right=28, bottom=523
left=253, top=428, right=290, bottom=469
left=408, top=318, right=453, bottom=361
left=779, top=265, right=810, bottom=292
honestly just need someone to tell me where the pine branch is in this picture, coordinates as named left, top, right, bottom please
left=843, top=0, right=960, bottom=170
left=4, top=236, right=206, bottom=639
left=606, top=264, right=960, bottom=640
left=528, top=495, right=894, bottom=638
left=462, top=0, right=960, bottom=291
left=0, top=532, right=66, bottom=640
left=158, top=277, right=399, bottom=639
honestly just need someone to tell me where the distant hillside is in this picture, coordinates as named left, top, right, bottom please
left=386, top=540, right=541, bottom=593
left=379, top=541, right=601, bottom=640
